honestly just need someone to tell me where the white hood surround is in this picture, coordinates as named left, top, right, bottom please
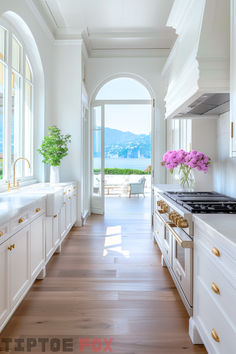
left=162, top=0, right=230, bottom=119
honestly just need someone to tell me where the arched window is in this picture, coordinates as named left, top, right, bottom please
left=0, top=23, right=33, bottom=182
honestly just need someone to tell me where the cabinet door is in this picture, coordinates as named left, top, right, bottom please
left=9, top=226, right=30, bottom=308
left=30, top=215, right=45, bottom=280
left=60, top=204, right=66, bottom=239
left=0, top=241, right=9, bottom=327
left=53, top=214, right=60, bottom=248
left=71, top=195, right=77, bottom=225
left=65, top=198, right=72, bottom=230
left=45, top=217, right=54, bottom=261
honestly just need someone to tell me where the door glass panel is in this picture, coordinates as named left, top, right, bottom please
left=0, top=62, right=5, bottom=179
left=93, top=130, right=102, bottom=196
left=12, top=37, right=21, bottom=73
left=0, top=26, right=6, bottom=62
left=94, top=106, right=101, bottom=129
left=176, top=242, right=185, bottom=270
left=11, top=72, right=22, bottom=177
left=25, top=57, right=32, bottom=82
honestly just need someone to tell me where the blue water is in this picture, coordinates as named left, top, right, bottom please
left=94, top=157, right=151, bottom=170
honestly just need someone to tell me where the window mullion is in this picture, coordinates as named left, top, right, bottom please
left=21, top=48, right=25, bottom=178
left=5, top=29, right=12, bottom=182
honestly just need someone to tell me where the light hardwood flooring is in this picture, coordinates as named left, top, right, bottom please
left=0, top=197, right=206, bottom=353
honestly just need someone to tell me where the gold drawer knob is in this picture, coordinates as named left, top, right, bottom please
left=211, top=328, right=220, bottom=342
left=0, top=231, right=3, bottom=237
left=68, top=189, right=71, bottom=192
left=8, top=244, right=15, bottom=251
left=212, top=247, right=220, bottom=257
left=53, top=215, right=57, bottom=218
left=211, top=282, right=220, bottom=295
left=18, top=217, right=24, bottom=224
left=35, top=208, right=41, bottom=213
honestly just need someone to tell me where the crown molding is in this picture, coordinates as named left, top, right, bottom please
left=25, top=0, right=55, bottom=42
left=89, top=48, right=170, bottom=58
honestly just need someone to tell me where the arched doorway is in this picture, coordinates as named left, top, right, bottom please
left=91, top=76, right=154, bottom=215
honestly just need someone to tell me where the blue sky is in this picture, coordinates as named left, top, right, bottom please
left=96, top=78, right=152, bottom=135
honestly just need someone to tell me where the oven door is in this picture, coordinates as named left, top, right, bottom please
left=166, top=224, right=193, bottom=306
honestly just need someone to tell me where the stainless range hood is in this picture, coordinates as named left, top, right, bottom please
left=176, top=93, right=230, bottom=117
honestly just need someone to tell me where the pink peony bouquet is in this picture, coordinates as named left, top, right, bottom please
left=161, top=149, right=211, bottom=187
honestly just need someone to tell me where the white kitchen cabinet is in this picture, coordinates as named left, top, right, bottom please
left=53, top=214, right=60, bottom=248
left=71, top=194, right=77, bottom=225
left=9, top=225, right=30, bottom=308
left=30, top=215, right=45, bottom=280
left=65, top=197, right=72, bottom=230
left=190, top=217, right=236, bottom=352
left=0, top=241, right=9, bottom=326
left=45, top=217, right=54, bottom=261
left=60, top=204, right=66, bottom=240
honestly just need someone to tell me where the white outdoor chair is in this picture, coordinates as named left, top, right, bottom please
left=129, top=177, right=146, bottom=197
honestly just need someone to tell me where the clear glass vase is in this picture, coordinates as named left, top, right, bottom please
left=178, top=165, right=195, bottom=189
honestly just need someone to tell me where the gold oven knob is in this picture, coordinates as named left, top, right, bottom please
left=162, top=204, right=169, bottom=213
left=176, top=217, right=189, bottom=228
left=18, top=217, right=24, bottom=224
left=157, top=200, right=164, bottom=207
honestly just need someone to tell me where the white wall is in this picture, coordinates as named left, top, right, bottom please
left=213, top=112, right=236, bottom=197
left=86, top=56, right=167, bottom=184
left=191, top=118, right=217, bottom=190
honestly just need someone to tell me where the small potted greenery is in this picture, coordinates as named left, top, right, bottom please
left=38, top=125, right=71, bottom=184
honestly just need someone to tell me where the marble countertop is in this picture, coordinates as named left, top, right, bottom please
left=0, top=193, right=46, bottom=225
left=194, top=214, right=236, bottom=247
left=0, top=181, right=77, bottom=224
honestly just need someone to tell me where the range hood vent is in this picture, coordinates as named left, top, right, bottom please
left=179, top=93, right=230, bottom=116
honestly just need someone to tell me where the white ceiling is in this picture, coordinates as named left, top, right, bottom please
left=33, top=0, right=176, bottom=57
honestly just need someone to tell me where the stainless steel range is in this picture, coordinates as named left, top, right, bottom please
left=153, top=189, right=236, bottom=316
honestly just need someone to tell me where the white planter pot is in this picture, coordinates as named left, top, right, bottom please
left=50, top=166, right=60, bottom=184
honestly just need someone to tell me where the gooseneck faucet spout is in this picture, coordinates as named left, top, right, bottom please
left=13, top=157, right=31, bottom=188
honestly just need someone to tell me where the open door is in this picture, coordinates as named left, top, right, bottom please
left=91, top=104, right=105, bottom=214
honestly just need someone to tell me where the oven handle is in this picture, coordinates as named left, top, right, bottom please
left=166, top=223, right=193, bottom=249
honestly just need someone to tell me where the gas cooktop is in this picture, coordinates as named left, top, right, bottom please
left=164, top=191, right=236, bottom=213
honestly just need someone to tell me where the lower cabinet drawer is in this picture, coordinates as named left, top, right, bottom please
left=10, top=211, right=30, bottom=234
left=196, top=278, right=236, bottom=354
left=196, top=240, right=236, bottom=326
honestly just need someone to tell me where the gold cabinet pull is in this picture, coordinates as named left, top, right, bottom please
left=35, top=208, right=41, bottom=213
left=8, top=244, right=15, bottom=251
left=12, top=243, right=15, bottom=249
left=18, top=217, right=24, bottom=224
left=211, top=247, right=220, bottom=257
left=8, top=245, right=12, bottom=251
left=211, top=282, right=220, bottom=295
left=211, top=328, right=220, bottom=342
left=0, top=231, right=3, bottom=237
left=53, top=215, right=57, bottom=218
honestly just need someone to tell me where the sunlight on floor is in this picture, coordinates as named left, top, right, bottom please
left=103, top=225, right=130, bottom=258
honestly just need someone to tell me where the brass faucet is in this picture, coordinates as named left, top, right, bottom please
left=8, top=157, right=31, bottom=191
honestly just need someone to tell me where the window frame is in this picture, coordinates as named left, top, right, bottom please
left=0, top=19, right=34, bottom=186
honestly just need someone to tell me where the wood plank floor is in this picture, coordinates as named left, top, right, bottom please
left=0, top=197, right=206, bottom=353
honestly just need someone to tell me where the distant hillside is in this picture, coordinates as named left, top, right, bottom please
left=105, top=127, right=151, bottom=159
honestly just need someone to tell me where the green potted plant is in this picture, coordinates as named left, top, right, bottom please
left=38, top=125, right=71, bottom=184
